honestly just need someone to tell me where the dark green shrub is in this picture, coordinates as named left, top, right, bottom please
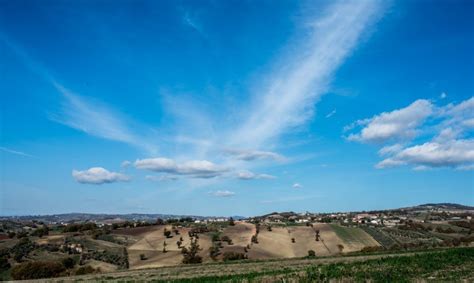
left=11, top=261, right=66, bottom=280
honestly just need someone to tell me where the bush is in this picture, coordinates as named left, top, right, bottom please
left=140, top=254, right=147, bottom=260
left=11, top=261, right=66, bottom=280
left=75, top=265, right=96, bottom=275
left=61, top=257, right=76, bottom=269
left=221, top=235, right=233, bottom=245
left=307, top=250, right=316, bottom=257
left=0, top=256, right=10, bottom=270
left=222, top=252, right=247, bottom=261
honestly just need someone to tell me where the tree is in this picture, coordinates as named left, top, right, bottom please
left=251, top=235, right=258, bottom=244
left=209, top=245, right=220, bottom=260
left=337, top=244, right=344, bottom=253
left=181, top=238, right=202, bottom=264
left=307, top=250, right=316, bottom=257
left=163, top=241, right=168, bottom=253
left=229, top=217, right=235, bottom=226
left=164, top=229, right=172, bottom=238
left=140, top=254, right=147, bottom=260
left=61, top=257, right=75, bottom=269
left=291, top=237, right=295, bottom=243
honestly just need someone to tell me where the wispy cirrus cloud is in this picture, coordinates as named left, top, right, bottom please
left=72, top=167, right=130, bottom=184
left=230, top=1, right=385, bottom=149
left=0, top=146, right=34, bottom=158
left=209, top=190, right=235, bottom=197
left=225, top=149, right=285, bottom=162
left=51, top=83, right=158, bottom=153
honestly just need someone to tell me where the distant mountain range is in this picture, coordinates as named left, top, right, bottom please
left=1, top=203, right=472, bottom=223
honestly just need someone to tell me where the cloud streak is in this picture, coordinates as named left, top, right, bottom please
left=231, top=1, right=384, bottom=148
left=0, top=146, right=34, bottom=158
left=52, top=83, right=157, bottom=153
left=209, top=190, right=235, bottom=197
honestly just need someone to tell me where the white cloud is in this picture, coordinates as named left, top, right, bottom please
left=378, top=144, right=403, bottom=156
left=440, top=92, right=447, bottom=99
left=292, top=183, right=302, bottom=189
left=210, top=190, right=235, bottom=197
left=377, top=139, right=474, bottom=170
left=135, top=158, right=228, bottom=178
left=346, top=99, right=433, bottom=143
left=236, top=170, right=276, bottom=180
left=353, top=97, right=474, bottom=171
left=230, top=1, right=384, bottom=148
left=325, top=109, right=337, bottom=118
left=52, top=83, right=157, bottom=153
left=72, top=167, right=130, bottom=184
left=225, top=149, right=285, bottom=161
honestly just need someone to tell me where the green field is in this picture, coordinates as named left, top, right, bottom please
left=329, top=224, right=377, bottom=246
left=39, top=248, right=474, bottom=282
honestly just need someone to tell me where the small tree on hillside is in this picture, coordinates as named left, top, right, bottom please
left=229, top=217, right=235, bottom=226
left=307, top=250, right=316, bottom=257
left=181, top=238, right=202, bottom=264
left=337, top=244, right=344, bottom=253
left=164, top=229, right=172, bottom=238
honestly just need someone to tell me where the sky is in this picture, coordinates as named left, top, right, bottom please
left=1, top=0, right=473, bottom=216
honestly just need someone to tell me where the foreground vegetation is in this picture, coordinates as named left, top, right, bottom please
left=40, top=247, right=473, bottom=282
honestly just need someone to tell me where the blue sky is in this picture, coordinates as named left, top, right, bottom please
left=1, top=0, right=473, bottom=216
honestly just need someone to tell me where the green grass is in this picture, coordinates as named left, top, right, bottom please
left=330, top=224, right=376, bottom=246
left=141, top=248, right=474, bottom=282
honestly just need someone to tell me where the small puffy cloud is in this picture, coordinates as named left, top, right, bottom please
left=135, top=158, right=228, bottom=178
left=346, top=99, right=433, bottom=143
left=292, top=183, right=302, bottom=189
left=210, top=190, right=235, bottom=197
left=225, top=149, right=285, bottom=161
left=72, top=167, right=130, bottom=184
left=236, top=170, right=276, bottom=180
left=121, top=160, right=131, bottom=168
left=440, top=92, right=447, bottom=99
left=376, top=139, right=474, bottom=170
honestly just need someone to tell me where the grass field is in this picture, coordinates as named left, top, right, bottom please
left=329, top=224, right=380, bottom=250
left=39, top=247, right=474, bottom=282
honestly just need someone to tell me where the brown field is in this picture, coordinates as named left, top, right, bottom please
left=35, top=234, right=65, bottom=245
left=113, top=222, right=381, bottom=269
